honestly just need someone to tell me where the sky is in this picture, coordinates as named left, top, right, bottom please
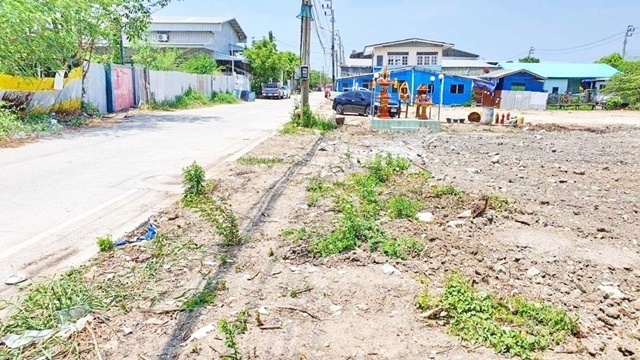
left=155, top=0, right=640, bottom=71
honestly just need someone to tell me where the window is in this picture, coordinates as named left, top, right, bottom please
left=342, top=82, right=350, bottom=91
left=511, top=83, right=526, bottom=91
left=552, top=87, right=559, bottom=94
left=376, top=55, right=383, bottom=67
left=387, top=52, right=408, bottom=66
left=417, top=52, right=438, bottom=66
left=450, top=84, right=465, bottom=94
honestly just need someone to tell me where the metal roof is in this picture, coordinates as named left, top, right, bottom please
left=442, top=59, right=500, bottom=68
left=498, top=62, right=618, bottom=79
left=443, top=48, right=479, bottom=59
left=343, top=58, right=372, bottom=67
left=363, top=38, right=454, bottom=56
left=479, top=68, right=546, bottom=80
left=151, top=17, right=247, bottom=43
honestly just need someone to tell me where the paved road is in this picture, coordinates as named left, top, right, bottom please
left=0, top=93, right=326, bottom=296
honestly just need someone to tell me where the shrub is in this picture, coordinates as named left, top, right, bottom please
left=212, top=91, right=239, bottom=104
left=182, top=161, right=206, bottom=203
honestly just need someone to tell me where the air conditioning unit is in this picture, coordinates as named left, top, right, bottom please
left=157, top=34, right=169, bottom=42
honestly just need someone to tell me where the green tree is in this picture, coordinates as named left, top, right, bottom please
left=309, top=70, right=329, bottom=88
left=179, top=53, right=225, bottom=74
left=131, top=43, right=183, bottom=71
left=243, top=33, right=299, bottom=92
left=518, top=56, right=540, bottom=63
left=0, top=0, right=180, bottom=77
left=596, top=53, right=625, bottom=70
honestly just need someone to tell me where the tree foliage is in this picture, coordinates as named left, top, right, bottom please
left=179, top=53, right=225, bottom=75
left=243, top=32, right=300, bottom=91
left=518, top=56, right=540, bottom=63
left=309, top=70, right=330, bottom=88
left=597, top=53, right=640, bottom=106
left=0, top=0, right=180, bottom=77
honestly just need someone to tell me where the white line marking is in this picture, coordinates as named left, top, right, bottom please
left=0, top=189, right=138, bottom=261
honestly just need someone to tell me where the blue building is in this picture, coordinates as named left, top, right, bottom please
left=478, top=69, right=545, bottom=92
left=335, top=66, right=474, bottom=106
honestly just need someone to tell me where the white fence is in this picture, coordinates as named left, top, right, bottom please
left=147, top=70, right=250, bottom=103
left=83, top=63, right=109, bottom=113
left=499, top=90, right=549, bottom=110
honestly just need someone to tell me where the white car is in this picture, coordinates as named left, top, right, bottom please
left=280, top=86, right=291, bottom=99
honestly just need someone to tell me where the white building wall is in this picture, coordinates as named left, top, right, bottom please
left=372, top=46, right=443, bottom=66
left=543, top=79, right=568, bottom=94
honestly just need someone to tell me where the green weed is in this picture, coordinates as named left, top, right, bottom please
left=430, top=184, right=462, bottom=197
left=182, top=279, right=219, bottom=311
left=81, top=101, right=101, bottom=117
left=219, top=311, right=249, bottom=360
left=386, top=195, right=423, bottom=219
left=211, top=91, right=240, bottom=104
left=282, top=227, right=314, bottom=244
left=237, top=156, right=284, bottom=166
left=379, top=237, right=424, bottom=260
left=96, top=235, right=114, bottom=252
left=148, top=88, right=216, bottom=110
left=0, top=102, right=55, bottom=141
left=196, top=198, right=242, bottom=246
left=490, top=194, right=509, bottom=213
left=282, top=105, right=337, bottom=134
left=219, top=253, right=229, bottom=265
left=364, top=153, right=411, bottom=184
left=182, top=161, right=206, bottom=204
left=419, top=273, right=579, bottom=359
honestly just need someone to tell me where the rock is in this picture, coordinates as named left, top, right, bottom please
left=597, top=314, right=616, bottom=327
left=573, top=169, right=586, bottom=175
left=457, top=210, right=472, bottom=218
left=494, top=265, right=507, bottom=275
left=601, top=306, right=621, bottom=319
left=356, top=304, right=369, bottom=311
left=447, top=220, right=464, bottom=228
left=539, top=198, right=551, bottom=205
left=258, top=307, right=269, bottom=315
left=416, top=212, right=435, bottom=223
left=551, top=148, right=557, bottom=153
left=527, top=267, right=541, bottom=277
left=289, top=266, right=301, bottom=273
left=598, top=284, right=625, bottom=299
left=122, top=326, right=133, bottom=335
left=618, top=342, right=636, bottom=357
left=381, top=264, right=402, bottom=276
left=632, top=299, right=640, bottom=312
left=466, top=168, right=480, bottom=174
left=329, top=305, right=342, bottom=313
left=491, top=155, right=501, bottom=164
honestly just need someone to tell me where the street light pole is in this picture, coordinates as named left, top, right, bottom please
left=437, top=73, right=444, bottom=122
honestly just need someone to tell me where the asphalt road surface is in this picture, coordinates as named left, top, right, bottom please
left=0, top=93, right=326, bottom=298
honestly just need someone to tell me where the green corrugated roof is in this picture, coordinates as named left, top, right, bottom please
left=498, top=62, right=618, bottom=79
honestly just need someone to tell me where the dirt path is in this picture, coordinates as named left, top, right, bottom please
left=3, top=108, right=640, bottom=359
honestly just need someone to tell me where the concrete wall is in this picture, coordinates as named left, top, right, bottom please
left=0, top=68, right=82, bottom=114
left=372, top=45, right=443, bottom=67
left=543, top=79, right=568, bottom=94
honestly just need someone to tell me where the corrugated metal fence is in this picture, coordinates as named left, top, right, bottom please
left=499, top=90, right=549, bottom=111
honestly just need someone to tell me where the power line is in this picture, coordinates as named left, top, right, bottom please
left=537, top=35, right=625, bottom=55
left=537, top=31, right=625, bottom=52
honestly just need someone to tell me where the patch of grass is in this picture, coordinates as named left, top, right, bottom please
left=408, top=170, right=433, bottom=180
left=81, top=101, right=101, bottom=117
left=182, top=279, right=220, bottom=311
left=364, top=153, right=411, bottom=184
left=182, top=161, right=206, bottom=205
left=490, top=194, right=509, bottom=213
left=386, top=195, right=423, bottom=219
left=96, top=234, right=114, bottom=252
left=211, top=91, right=240, bottom=104
left=281, top=105, right=337, bottom=134
left=306, top=176, right=333, bottom=207
left=237, top=156, right=284, bottom=166
left=219, top=253, right=229, bottom=265
left=430, top=184, right=462, bottom=197
left=60, top=115, right=86, bottom=127
left=379, top=237, right=424, bottom=260
left=418, top=273, right=579, bottom=359
left=282, top=227, right=315, bottom=244
left=0, top=103, right=56, bottom=141
left=196, top=198, right=242, bottom=246
left=219, top=311, right=248, bottom=360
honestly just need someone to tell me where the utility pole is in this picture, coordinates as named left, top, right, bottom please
left=323, top=0, right=335, bottom=88
left=528, top=46, right=535, bottom=58
left=298, top=0, right=313, bottom=108
left=623, top=25, right=636, bottom=59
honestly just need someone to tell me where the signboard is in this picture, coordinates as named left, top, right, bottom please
left=300, top=66, right=309, bottom=80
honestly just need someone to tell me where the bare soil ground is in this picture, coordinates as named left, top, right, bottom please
left=4, top=104, right=640, bottom=360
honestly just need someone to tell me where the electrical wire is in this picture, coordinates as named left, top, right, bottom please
left=537, top=31, right=625, bottom=52
left=537, top=35, right=625, bottom=55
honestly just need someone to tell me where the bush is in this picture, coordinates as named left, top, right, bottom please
left=605, top=96, right=623, bottom=110
left=0, top=102, right=52, bottom=141
left=182, top=161, right=206, bottom=203
left=282, top=105, right=336, bottom=134
left=211, top=91, right=239, bottom=104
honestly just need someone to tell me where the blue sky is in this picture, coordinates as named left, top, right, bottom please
left=156, top=0, right=640, bottom=71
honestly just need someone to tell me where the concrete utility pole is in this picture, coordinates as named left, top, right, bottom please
left=299, top=0, right=313, bottom=108
left=623, top=25, right=636, bottom=59
left=323, top=0, right=335, bottom=87
left=528, top=46, right=535, bottom=58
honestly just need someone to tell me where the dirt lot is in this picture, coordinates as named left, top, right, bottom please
left=3, top=105, right=640, bottom=360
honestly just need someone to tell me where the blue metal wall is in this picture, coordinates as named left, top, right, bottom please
left=498, top=72, right=544, bottom=92
left=336, top=68, right=473, bottom=106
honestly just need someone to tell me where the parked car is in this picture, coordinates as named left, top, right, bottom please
left=332, top=90, right=400, bottom=117
left=262, top=83, right=285, bottom=99
left=279, top=86, right=291, bottom=99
